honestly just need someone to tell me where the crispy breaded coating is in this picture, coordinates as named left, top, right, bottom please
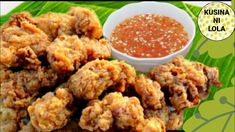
left=68, top=7, right=102, bottom=39
left=34, top=7, right=102, bottom=40
left=80, top=36, right=111, bottom=61
left=79, top=100, right=113, bottom=131
left=47, top=35, right=87, bottom=73
left=0, top=67, right=59, bottom=109
left=80, top=92, right=165, bottom=132
left=47, top=35, right=111, bottom=73
left=68, top=60, right=136, bottom=100
left=169, top=82, right=199, bottom=111
left=111, top=60, right=136, bottom=92
left=150, top=56, right=221, bottom=111
left=28, top=88, right=73, bottom=131
left=144, top=106, right=183, bottom=130
left=0, top=68, right=11, bottom=84
left=34, top=12, right=76, bottom=41
left=134, top=74, right=164, bottom=110
left=54, top=120, right=83, bottom=132
left=0, top=41, right=18, bottom=68
left=0, top=12, right=50, bottom=69
left=0, top=102, right=18, bottom=132
left=166, top=112, right=183, bottom=130
left=68, top=60, right=120, bottom=100
left=136, top=118, right=166, bottom=132
left=0, top=101, right=29, bottom=132
left=103, top=92, right=144, bottom=129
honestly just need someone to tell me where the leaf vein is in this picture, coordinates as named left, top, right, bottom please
left=222, top=112, right=233, bottom=132
left=192, top=111, right=235, bottom=132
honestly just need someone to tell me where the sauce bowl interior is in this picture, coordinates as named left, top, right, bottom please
left=103, top=1, right=195, bottom=61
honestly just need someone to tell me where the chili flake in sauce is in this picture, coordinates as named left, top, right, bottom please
left=110, top=14, right=189, bottom=58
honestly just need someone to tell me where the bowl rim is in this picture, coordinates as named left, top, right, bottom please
left=103, top=1, right=196, bottom=62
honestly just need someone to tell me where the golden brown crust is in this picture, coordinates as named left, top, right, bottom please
left=28, top=88, right=73, bottom=131
left=79, top=100, right=113, bottom=131
left=104, top=93, right=144, bottom=129
left=47, top=35, right=111, bottom=73
left=79, top=92, right=165, bottom=132
left=0, top=102, right=18, bottom=132
left=136, top=118, right=166, bottom=132
left=68, top=60, right=121, bottom=100
left=144, top=107, right=183, bottom=130
left=134, top=74, right=164, bottom=109
left=150, top=56, right=221, bottom=111
left=166, top=112, right=183, bottom=130
left=81, top=36, right=111, bottom=61
left=47, top=35, right=87, bottom=73
left=0, top=67, right=59, bottom=109
left=68, top=7, right=102, bottom=39
left=0, top=12, right=50, bottom=69
left=68, top=60, right=136, bottom=100
left=34, top=12, right=76, bottom=41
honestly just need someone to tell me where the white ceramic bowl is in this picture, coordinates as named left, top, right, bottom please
left=103, top=1, right=195, bottom=72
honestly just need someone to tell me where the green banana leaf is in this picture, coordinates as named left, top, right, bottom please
left=0, top=1, right=234, bottom=129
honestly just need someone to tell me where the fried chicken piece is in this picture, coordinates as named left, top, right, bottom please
left=0, top=41, right=18, bottom=68
left=169, top=82, right=199, bottom=111
left=166, top=112, right=183, bottom=130
left=144, top=102, right=169, bottom=125
left=80, top=36, right=111, bottom=61
left=34, top=7, right=102, bottom=40
left=47, top=35, right=111, bottom=73
left=134, top=74, right=164, bottom=110
left=111, top=60, right=136, bottom=92
left=136, top=118, right=166, bottom=132
left=103, top=92, right=144, bottom=130
left=34, top=12, right=76, bottom=41
left=28, top=88, right=73, bottom=132
left=79, top=100, right=113, bottom=131
left=80, top=92, right=165, bottom=132
left=0, top=67, right=59, bottom=109
left=0, top=101, right=29, bottom=132
left=54, top=120, right=83, bottom=132
left=47, top=35, right=87, bottom=73
left=150, top=56, right=221, bottom=111
left=0, top=102, right=18, bottom=132
left=19, top=119, right=83, bottom=132
left=0, top=68, right=11, bottom=84
left=19, top=120, right=83, bottom=132
left=68, top=60, right=120, bottom=100
left=68, top=7, right=102, bottom=39
left=144, top=105, right=183, bottom=130
left=68, top=60, right=136, bottom=100
left=0, top=12, right=50, bottom=69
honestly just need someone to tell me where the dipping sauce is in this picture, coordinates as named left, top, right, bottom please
left=110, top=14, right=189, bottom=58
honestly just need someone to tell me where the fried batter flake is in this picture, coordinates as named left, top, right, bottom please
left=28, top=88, right=73, bottom=131
left=0, top=67, right=59, bottom=109
left=68, top=60, right=136, bottom=100
left=150, top=56, right=221, bottom=111
left=134, top=74, right=164, bottom=110
left=47, top=35, right=111, bottom=73
left=68, top=7, right=102, bottom=39
left=79, top=92, right=165, bottom=132
left=0, top=12, right=50, bottom=69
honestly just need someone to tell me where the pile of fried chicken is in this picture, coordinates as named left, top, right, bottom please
left=0, top=7, right=221, bottom=132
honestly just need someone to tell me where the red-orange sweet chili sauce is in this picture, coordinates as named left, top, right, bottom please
left=110, top=14, right=189, bottom=58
